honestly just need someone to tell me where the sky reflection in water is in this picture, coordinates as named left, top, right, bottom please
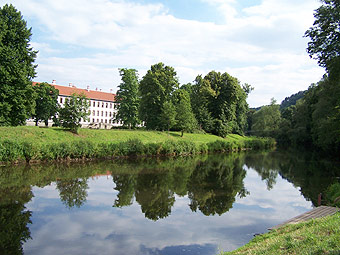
left=4, top=151, right=338, bottom=255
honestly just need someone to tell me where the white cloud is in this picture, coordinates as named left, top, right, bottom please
left=5, top=0, right=325, bottom=106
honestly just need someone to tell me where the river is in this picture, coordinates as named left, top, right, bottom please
left=1, top=150, right=339, bottom=254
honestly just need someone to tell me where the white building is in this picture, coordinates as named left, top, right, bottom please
left=29, top=81, right=121, bottom=129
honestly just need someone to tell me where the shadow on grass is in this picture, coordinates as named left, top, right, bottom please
left=169, top=132, right=181, bottom=138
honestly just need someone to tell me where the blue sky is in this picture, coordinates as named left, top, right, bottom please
left=2, top=0, right=325, bottom=107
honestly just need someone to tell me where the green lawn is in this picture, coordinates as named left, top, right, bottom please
left=223, top=213, right=340, bottom=255
left=0, top=126, right=230, bottom=145
left=0, top=126, right=275, bottom=163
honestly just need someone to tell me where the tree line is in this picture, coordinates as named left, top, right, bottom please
left=116, top=64, right=251, bottom=137
left=249, top=0, right=340, bottom=154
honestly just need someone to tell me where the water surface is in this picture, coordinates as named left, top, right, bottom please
left=1, top=150, right=339, bottom=254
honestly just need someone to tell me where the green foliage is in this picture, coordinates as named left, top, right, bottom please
left=251, top=99, right=282, bottom=137
left=325, top=182, right=340, bottom=207
left=277, top=75, right=340, bottom=153
left=0, top=4, right=37, bottom=126
left=0, top=140, right=22, bottom=162
left=115, top=68, right=140, bottom=128
left=139, top=63, right=179, bottom=130
left=160, top=100, right=177, bottom=133
left=58, top=93, right=90, bottom=134
left=190, top=71, right=250, bottom=137
left=172, top=89, right=197, bottom=136
left=32, top=82, right=59, bottom=126
left=305, top=0, right=340, bottom=72
left=280, top=90, right=306, bottom=110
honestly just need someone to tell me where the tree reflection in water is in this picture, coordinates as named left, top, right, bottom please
left=56, top=178, right=89, bottom=208
left=0, top=186, right=33, bottom=255
left=112, top=154, right=248, bottom=219
left=1, top=150, right=340, bottom=253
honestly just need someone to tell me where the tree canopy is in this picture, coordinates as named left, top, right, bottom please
left=139, top=63, right=179, bottom=130
left=305, top=0, right=340, bottom=73
left=189, top=71, right=250, bottom=137
left=58, top=93, right=90, bottom=133
left=115, top=68, right=140, bottom=128
left=32, top=82, right=59, bottom=126
left=0, top=4, right=37, bottom=126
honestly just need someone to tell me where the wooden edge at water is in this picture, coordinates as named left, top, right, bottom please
left=269, top=206, right=340, bottom=230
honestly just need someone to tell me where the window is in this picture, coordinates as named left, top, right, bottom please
left=110, top=103, right=112, bottom=109
left=97, top=102, right=100, bottom=107
left=109, top=112, right=112, bottom=117
left=60, top=98, right=63, bottom=104
left=105, top=119, right=107, bottom=123
left=93, top=101, right=95, bottom=107
left=105, top=111, right=108, bottom=117
left=92, top=110, right=95, bottom=116
left=102, top=102, right=104, bottom=108
left=101, top=111, right=103, bottom=116
left=106, top=103, right=108, bottom=108
left=97, top=119, right=99, bottom=123
left=93, top=118, right=95, bottom=123
left=101, top=119, right=103, bottom=123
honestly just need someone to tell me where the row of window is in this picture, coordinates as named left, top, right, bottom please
left=59, top=97, right=118, bottom=109
left=90, top=110, right=117, bottom=118
left=91, top=101, right=117, bottom=109
left=91, top=119, right=122, bottom=124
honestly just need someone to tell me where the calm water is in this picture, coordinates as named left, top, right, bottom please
left=1, top=150, right=339, bottom=255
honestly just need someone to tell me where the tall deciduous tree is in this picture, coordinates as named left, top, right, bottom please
left=172, top=89, right=197, bottom=137
left=0, top=4, right=37, bottom=126
left=305, top=0, right=340, bottom=73
left=32, top=82, right=59, bottom=126
left=58, top=93, right=90, bottom=133
left=115, top=68, right=140, bottom=128
left=191, top=71, right=249, bottom=137
left=160, top=100, right=177, bottom=134
left=139, top=63, right=179, bottom=130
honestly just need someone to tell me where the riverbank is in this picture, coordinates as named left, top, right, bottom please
left=222, top=213, right=340, bottom=255
left=0, top=127, right=275, bottom=163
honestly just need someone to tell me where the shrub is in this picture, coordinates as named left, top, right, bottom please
left=22, top=141, right=40, bottom=162
left=0, top=140, right=22, bottom=162
left=325, top=182, right=340, bottom=207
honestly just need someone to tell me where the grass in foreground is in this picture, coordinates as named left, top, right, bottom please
left=223, top=213, right=340, bottom=255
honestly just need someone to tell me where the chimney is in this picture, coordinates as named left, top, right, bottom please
left=100, top=89, right=102, bottom=92
left=52, top=80, right=56, bottom=85
left=96, top=87, right=98, bottom=91
left=69, top=83, right=72, bottom=87
left=87, top=85, right=90, bottom=91
left=110, top=89, right=113, bottom=93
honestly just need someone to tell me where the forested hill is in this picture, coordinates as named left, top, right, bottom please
left=280, top=90, right=306, bottom=110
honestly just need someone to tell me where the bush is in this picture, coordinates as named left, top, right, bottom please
left=0, top=140, right=22, bottom=162
left=22, top=141, right=40, bottom=162
left=325, top=182, right=340, bottom=207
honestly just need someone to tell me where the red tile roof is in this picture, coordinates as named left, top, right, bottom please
left=33, top=82, right=116, bottom=102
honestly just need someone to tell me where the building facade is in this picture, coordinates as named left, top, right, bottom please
left=29, top=81, right=120, bottom=129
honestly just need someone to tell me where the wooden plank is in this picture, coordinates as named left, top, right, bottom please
left=269, top=206, right=340, bottom=230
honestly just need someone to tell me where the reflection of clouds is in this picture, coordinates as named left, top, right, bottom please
left=24, top=169, right=312, bottom=254
left=236, top=168, right=312, bottom=222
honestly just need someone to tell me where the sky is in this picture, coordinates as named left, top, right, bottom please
left=2, top=0, right=325, bottom=107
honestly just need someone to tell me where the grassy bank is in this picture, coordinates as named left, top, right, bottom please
left=0, top=127, right=275, bottom=163
left=223, top=213, right=340, bottom=255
